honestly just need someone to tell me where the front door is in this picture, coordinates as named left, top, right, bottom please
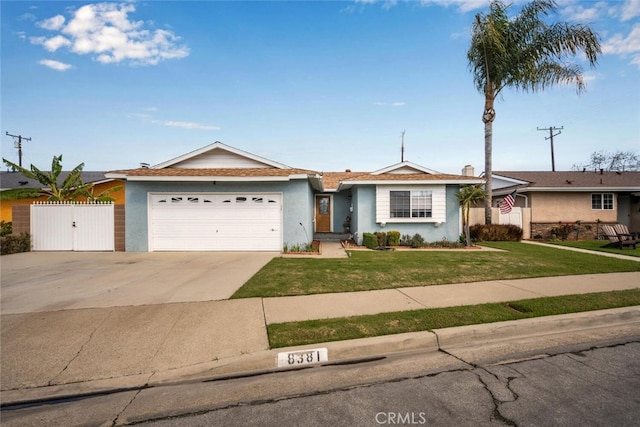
left=315, top=195, right=331, bottom=232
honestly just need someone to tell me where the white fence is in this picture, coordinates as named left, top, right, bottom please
left=30, top=202, right=115, bottom=251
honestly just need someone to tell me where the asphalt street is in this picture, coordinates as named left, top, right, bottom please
left=2, top=336, right=638, bottom=426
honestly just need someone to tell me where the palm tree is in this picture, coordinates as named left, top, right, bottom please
left=456, top=184, right=487, bottom=247
left=468, top=0, right=600, bottom=224
left=3, top=155, right=91, bottom=201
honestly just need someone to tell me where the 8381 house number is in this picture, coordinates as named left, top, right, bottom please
left=277, top=348, right=328, bottom=367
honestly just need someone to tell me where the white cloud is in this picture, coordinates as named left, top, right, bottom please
left=30, top=2, right=189, bottom=66
left=38, top=14, right=65, bottom=30
left=560, top=3, right=600, bottom=22
left=419, top=0, right=490, bottom=13
left=621, top=0, right=640, bottom=21
left=350, top=0, right=490, bottom=13
left=163, top=121, right=221, bottom=130
left=38, top=59, right=72, bottom=71
left=41, top=35, right=72, bottom=52
left=374, top=101, right=406, bottom=107
left=603, top=23, right=640, bottom=68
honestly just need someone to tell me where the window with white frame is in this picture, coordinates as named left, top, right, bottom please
left=378, top=186, right=444, bottom=223
left=591, top=193, right=614, bottom=210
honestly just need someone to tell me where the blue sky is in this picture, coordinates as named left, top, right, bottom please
left=1, top=0, right=639, bottom=175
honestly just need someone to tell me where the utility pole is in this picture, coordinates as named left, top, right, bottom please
left=5, top=132, right=32, bottom=167
left=400, top=130, right=405, bottom=162
left=537, top=126, right=563, bottom=171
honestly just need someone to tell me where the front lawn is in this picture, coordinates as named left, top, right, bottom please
left=546, top=239, right=640, bottom=258
left=231, top=242, right=640, bottom=298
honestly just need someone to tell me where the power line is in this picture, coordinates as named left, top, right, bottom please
left=5, top=132, right=32, bottom=168
left=537, top=126, right=563, bottom=171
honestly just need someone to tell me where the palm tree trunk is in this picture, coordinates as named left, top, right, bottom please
left=483, top=92, right=496, bottom=225
left=464, top=203, right=471, bottom=246
left=484, top=120, right=493, bottom=224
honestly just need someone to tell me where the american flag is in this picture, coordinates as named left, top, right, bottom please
left=500, top=190, right=517, bottom=214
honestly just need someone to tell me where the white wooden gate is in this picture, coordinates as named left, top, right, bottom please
left=499, top=207, right=523, bottom=228
left=31, top=202, right=115, bottom=251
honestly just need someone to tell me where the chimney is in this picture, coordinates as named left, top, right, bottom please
left=462, top=165, right=475, bottom=177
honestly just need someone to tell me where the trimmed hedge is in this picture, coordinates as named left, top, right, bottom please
left=387, top=230, right=401, bottom=246
left=1, top=233, right=31, bottom=255
left=363, top=232, right=378, bottom=249
left=374, top=232, right=387, bottom=247
left=470, top=224, right=522, bottom=242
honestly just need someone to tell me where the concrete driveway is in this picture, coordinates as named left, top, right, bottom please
left=0, top=251, right=278, bottom=314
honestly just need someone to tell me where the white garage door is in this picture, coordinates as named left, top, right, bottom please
left=150, top=193, right=282, bottom=251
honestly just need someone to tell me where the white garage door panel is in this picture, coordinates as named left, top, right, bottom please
left=150, top=193, right=282, bottom=251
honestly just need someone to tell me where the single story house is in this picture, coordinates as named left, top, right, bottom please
left=491, top=170, right=640, bottom=239
left=106, top=142, right=483, bottom=252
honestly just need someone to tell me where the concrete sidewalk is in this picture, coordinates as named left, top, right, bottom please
left=263, top=272, right=640, bottom=323
left=1, top=242, right=640, bottom=406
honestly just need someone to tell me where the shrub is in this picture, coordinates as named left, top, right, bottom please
left=0, top=221, right=12, bottom=237
left=1, top=232, right=31, bottom=255
left=374, top=231, right=387, bottom=247
left=400, top=234, right=412, bottom=246
left=363, top=232, right=378, bottom=249
left=387, top=230, right=401, bottom=246
left=409, top=233, right=426, bottom=248
left=470, top=224, right=522, bottom=242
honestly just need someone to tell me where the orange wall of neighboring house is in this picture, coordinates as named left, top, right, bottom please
left=1, top=180, right=125, bottom=223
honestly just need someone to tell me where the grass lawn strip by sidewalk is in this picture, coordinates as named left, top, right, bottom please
left=232, top=242, right=640, bottom=298
left=546, top=240, right=640, bottom=258
left=267, top=289, right=640, bottom=348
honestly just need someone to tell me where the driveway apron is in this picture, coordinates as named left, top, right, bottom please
left=0, top=252, right=275, bottom=391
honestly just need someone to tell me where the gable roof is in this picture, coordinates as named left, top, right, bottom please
left=153, top=141, right=291, bottom=169
left=106, top=142, right=482, bottom=191
left=323, top=171, right=483, bottom=191
left=107, top=167, right=318, bottom=181
left=372, top=161, right=442, bottom=175
left=0, top=171, right=113, bottom=191
left=493, top=171, right=640, bottom=194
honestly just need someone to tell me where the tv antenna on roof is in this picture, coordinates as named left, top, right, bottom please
left=401, top=129, right=406, bottom=162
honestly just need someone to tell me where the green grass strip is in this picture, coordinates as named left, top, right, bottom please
left=267, top=289, right=640, bottom=348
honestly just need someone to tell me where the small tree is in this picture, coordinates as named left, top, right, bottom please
left=457, top=184, right=487, bottom=247
left=572, top=150, right=640, bottom=172
left=3, top=155, right=92, bottom=201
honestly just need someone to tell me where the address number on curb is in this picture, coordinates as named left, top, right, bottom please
left=277, top=348, right=328, bottom=367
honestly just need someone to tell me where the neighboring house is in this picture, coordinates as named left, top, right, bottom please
left=106, top=142, right=483, bottom=252
left=0, top=171, right=125, bottom=222
left=491, top=170, right=640, bottom=239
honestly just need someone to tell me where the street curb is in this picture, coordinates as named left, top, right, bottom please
left=2, top=307, right=640, bottom=408
left=433, top=305, right=640, bottom=348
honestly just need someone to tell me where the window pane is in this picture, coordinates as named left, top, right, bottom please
left=411, top=190, right=432, bottom=218
left=603, top=193, right=613, bottom=209
left=390, top=191, right=410, bottom=218
left=591, top=194, right=602, bottom=210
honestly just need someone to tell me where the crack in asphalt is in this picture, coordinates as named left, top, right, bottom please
left=474, top=368, right=520, bottom=426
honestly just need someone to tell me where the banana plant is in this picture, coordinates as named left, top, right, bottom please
left=3, top=155, right=92, bottom=201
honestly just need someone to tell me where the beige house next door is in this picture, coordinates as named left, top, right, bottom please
left=315, top=195, right=331, bottom=232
